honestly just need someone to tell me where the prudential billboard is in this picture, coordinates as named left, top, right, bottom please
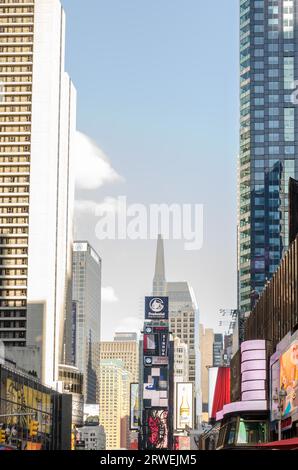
left=145, top=297, right=169, bottom=320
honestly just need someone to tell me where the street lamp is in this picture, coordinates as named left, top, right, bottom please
left=273, top=385, right=287, bottom=441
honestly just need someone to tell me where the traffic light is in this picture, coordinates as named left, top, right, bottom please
left=29, top=420, right=39, bottom=437
left=0, top=429, right=6, bottom=444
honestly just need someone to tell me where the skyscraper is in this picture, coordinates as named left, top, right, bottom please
left=99, top=359, right=132, bottom=450
left=152, top=236, right=202, bottom=424
left=0, top=0, right=76, bottom=387
left=199, top=324, right=214, bottom=421
left=152, top=234, right=166, bottom=296
left=72, top=241, right=101, bottom=403
left=239, top=0, right=297, bottom=315
left=100, top=332, right=139, bottom=382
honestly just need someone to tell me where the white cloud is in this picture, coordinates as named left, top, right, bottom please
left=115, top=316, right=143, bottom=335
left=74, top=197, right=120, bottom=216
left=75, top=131, right=123, bottom=190
left=102, top=286, right=119, bottom=303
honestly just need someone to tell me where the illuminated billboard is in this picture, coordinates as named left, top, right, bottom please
left=143, top=325, right=169, bottom=357
left=280, top=340, right=298, bottom=417
left=145, top=297, right=168, bottom=320
left=130, top=383, right=140, bottom=430
left=144, top=409, right=168, bottom=449
left=175, top=383, right=194, bottom=431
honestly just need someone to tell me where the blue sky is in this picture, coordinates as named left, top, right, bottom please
left=62, top=0, right=239, bottom=339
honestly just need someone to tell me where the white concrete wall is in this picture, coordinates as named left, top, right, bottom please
left=27, top=0, right=76, bottom=386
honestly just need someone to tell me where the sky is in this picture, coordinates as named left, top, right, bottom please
left=62, top=0, right=239, bottom=339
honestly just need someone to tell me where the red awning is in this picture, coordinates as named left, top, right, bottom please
left=211, top=367, right=231, bottom=420
left=257, top=438, right=298, bottom=450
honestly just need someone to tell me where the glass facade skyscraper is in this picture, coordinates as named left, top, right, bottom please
left=239, top=0, right=298, bottom=314
left=72, top=241, right=101, bottom=403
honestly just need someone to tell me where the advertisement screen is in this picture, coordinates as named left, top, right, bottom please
left=143, top=325, right=169, bottom=357
left=144, top=409, right=168, bottom=449
left=130, top=383, right=140, bottom=430
left=280, top=340, right=298, bottom=417
left=175, top=383, right=194, bottom=431
left=145, top=297, right=169, bottom=320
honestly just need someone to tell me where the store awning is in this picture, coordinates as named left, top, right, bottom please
left=257, top=438, right=298, bottom=450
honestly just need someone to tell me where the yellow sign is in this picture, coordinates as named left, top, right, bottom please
left=5, top=378, right=51, bottom=433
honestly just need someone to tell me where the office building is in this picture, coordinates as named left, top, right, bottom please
left=199, top=325, right=214, bottom=420
left=72, top=241, right=101, bottom=403
left=173, top=336, right=189, bottom=383
left=0, top=0, right=77, bottom=387
left=99, top=359, right=132, bottom=450
left=100, top=332, right=139, bottom=382
left=76, top=424, right=106, bottom=451
left=58, top=364, right=84, bottom=428
left=238, top=0, right=298, bottom=315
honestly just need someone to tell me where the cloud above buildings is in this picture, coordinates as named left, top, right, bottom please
left=74, top=196, right=120, bottom=216
left=115, top=316, right=143, bottom=335
left=101, top=286, right=119, bottom=303
left=75, top=131, right=123, bottom=190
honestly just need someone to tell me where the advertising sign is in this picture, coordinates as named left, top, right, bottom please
left=280, top=340, right=298, bottom=417
left=145, top=297, right=168, bottom=321
left=144, top=356, right=169, bottom=367
left=175, top=383, right=194, bottom=431
left=130, top=383, right=140, bottom=430
left=143, top=325, right=169, bottom=357
left=144, top=409, right=168, bottom=449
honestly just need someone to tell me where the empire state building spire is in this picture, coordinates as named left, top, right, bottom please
left=153, top=235, right=166, bottom=296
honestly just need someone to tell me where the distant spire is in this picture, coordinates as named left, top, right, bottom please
left=153, top=235, right=166, bottom=295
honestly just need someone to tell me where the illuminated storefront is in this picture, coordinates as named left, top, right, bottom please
left=0, top=364, right=72, bottom=450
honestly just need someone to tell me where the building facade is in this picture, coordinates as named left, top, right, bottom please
left=199, top=325, right=214, bottom=420
left=238, top=0, right=297, bottom=315
left=99, top=359, right=132, bottom=450
left=0, top=0, right=77, bottom=387
left=76, top=424, right=106, bottom=450
left=173, top=336, right=189, bottom=383
left=72, top=241, right=101, bottom=403
left=100, top=333, right=139, bottom=383
left=0, top=362, right=72, bottom=450
left=58, top=364, right=84, bottom=428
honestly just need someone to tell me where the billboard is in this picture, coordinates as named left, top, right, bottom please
left=143, top=325, right=169, bottom=357
left=175, top=383, right=194, bottom=431
left=145, top=297, right=168, bottom=320
left=144, top=409, right=168, bottom=449
left=130, top=383, right=140, bottom=430
left=143, top=367, right=168, bottom=409
left=280, top=340, right=298, bottom=417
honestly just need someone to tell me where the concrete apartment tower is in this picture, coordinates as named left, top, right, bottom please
left=0, top=0, right=77, bottom=387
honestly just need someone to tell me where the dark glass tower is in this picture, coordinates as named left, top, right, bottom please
left=239, top=0, right=298, bottom=314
